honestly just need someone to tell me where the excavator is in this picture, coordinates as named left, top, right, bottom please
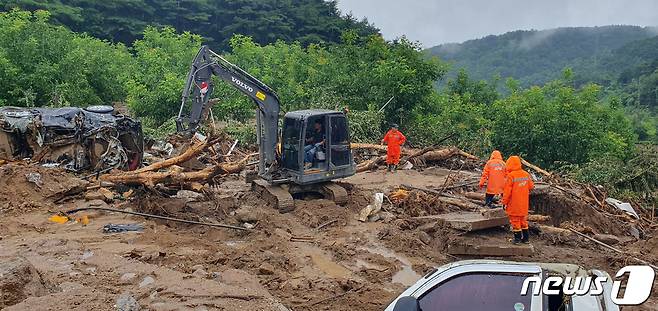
left=176, top=46, right=356, bottom=212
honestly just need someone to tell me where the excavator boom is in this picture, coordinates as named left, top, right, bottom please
left=177, top=46, right=280, bottom=179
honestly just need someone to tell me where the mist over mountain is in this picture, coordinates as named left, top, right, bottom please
left=426, top=25, right=658, bottom=87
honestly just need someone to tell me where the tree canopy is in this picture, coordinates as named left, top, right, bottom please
left=1, top=0, right=379, bottom=50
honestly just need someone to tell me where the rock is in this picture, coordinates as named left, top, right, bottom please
left=175, top=190, right=204, bottom=201
left=243, top=222, right=255, bottom=229
left=594, top=234, right=620, bottom=245
left=258, top=263, right=276, bottom=275
left=25, top=172, right=43, bottom=187
left=81, top=250, right=94, bottom=260
left=85, top=191, right=105, bottom=201
left=0, top=256, right=48, bottom=308
left=192, top=268, right=208, bottom=279
left=119, top=273, right=137, bottom=283
left=58, top=281, right=83, bottom=293
left=418, top=231, right=432, bottom=245
left=138, top=276, right=155, bottom=288
left=115, top=292, right=140, bottom=311
left=234, top=206, right=261, bottom=223
left=629, top=226, right=641, bottom=239
left=99, top=187, right=115, bottom=202
left=275, top=303, right=292, bottom=311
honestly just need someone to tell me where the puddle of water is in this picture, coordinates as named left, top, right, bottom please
left=355, top=259, right=382, bottom=270
left=306, top=248, right=352, bottom=279
left=362, top=246, right=421, bottom=286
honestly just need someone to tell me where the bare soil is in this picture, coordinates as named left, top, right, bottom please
left=0, top=163, right=656, bottom=310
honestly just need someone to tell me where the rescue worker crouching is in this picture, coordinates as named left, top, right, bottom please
left=381, top=124, right=406, bottom=172
left=479, top=150, right=506, bottom=208
left=502, top=156, right=534, bottom=244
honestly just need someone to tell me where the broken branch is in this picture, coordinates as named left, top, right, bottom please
left=101, top=153, right=255, bottom=186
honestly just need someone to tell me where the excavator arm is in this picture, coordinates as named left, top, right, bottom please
left=176, top=45, right=280, bottom=177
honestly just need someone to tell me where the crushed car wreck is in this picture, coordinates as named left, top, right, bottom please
left=0, top=105, right=143, bottom=171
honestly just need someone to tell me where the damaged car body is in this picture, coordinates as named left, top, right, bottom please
left=0, top=106, right=143, bottom=171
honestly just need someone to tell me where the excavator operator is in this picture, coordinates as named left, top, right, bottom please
left=304, top=119, right=325, bottom=168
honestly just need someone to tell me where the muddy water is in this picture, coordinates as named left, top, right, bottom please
left=362, top=246, right=422, bottom=286
left=305, top=246, right=353, bottom=279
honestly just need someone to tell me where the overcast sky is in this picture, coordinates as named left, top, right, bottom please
left=336, top=0, right=658, bottom=47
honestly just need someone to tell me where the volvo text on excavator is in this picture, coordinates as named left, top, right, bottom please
left=176, top=46, right=356, bottom=212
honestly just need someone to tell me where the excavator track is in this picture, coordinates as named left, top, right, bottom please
left=251, top=179, right=295, bottom=213
left=318, top=182, right=348, bottom=206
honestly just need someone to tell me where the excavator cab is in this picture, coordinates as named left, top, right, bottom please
left=280, top=110, right=355, bottom=185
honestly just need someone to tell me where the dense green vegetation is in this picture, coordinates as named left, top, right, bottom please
left=0, top=9, right=654, bottom=202
left=427, top=25, right=658, bottom=145
left=0, top=9, right=132, bottom=107
left=1, top=0, right=378, bottom=50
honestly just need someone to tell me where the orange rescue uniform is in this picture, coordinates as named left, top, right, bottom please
left=382, top=129, right=406, bottom=165
left=502, top=156, right=534, bottom=232
left=479, top=150, right=506, bottom=195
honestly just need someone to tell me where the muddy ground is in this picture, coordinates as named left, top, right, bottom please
left=0, top=164, right=657, bottom=310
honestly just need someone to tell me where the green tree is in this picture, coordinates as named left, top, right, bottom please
left=124, top=26, right=202, bottom=125
left=2, top=0, right=379, bottom=50
left=0, top=9, right=132, bottom=107
left=491, top=80, right=636, bottom=167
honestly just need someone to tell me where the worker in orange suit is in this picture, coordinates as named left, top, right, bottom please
left=502, top=156, right=534, bottom=244
left=479, top=150, right=506, bottom=208
left=381, top=124, right=406, bottom=172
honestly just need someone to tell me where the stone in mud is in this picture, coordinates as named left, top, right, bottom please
left=593, top=234, right=620, bottom=245
left=115, top=292, right=140, bottom=311
left=0, top=256, right=48, bottom=308
left=234, top=205, right=262, bottom=223
left=258, top=263, right=276, bottom=275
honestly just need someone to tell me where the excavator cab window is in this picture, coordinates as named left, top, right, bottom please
left=303, top=116, right=328, bottom=170
left=281, top=117, right=302, bottom=171
left=329, top=115, right=351, bottom=167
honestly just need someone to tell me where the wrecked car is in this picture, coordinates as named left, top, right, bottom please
left=0, top=105, right=143, bottom=171
left=387, top=260, right=618, bottom=311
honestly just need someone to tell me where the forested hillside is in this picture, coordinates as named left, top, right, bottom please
left=427, top=26, right=658, bottom=87
left=1, top=0, right=378, bottom=50
left=0, top=8, right=654, bottom=198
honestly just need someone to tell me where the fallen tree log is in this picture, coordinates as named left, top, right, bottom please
left=464, top=192, right=486, bottom=201
left=421, top=148, right=479, bottom=162
left=521, top=158, right=551, bottom=177
left=133, top=136, right=222, bottom=174
left=528, top=215, right=551, bottom=222
left=101, top=154, right=254, bottom=186
left=356, top=147, right=479, bottom=173
left=399, top=133, right=457, bottom=163
left=356, top=155, right=386, bottom=173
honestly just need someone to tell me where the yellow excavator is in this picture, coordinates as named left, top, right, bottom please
left=176, top=46, right=356, bottom=212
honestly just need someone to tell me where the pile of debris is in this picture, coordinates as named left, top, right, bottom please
left=0, top=106, right=143, bottom=171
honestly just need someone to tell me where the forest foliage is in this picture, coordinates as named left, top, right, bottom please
left=0, top=9, right=653, bottom=199
left=1, top=0, right=378, bottom=50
